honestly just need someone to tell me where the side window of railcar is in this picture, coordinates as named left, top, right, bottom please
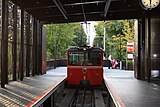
left=69, top=52, right=84, bottom=66
left=86, top=51, right=101, bottom=66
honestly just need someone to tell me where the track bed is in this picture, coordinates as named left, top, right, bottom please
left=54, top=82, right=110, bottom=107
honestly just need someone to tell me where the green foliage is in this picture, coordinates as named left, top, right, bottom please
left=94, top=20, right=134, bottom=61
left=72, top=23, right=87, bottom=46
left=45, top=23, right=87, bottom=60
left=126, top=60, right=134, bottom=70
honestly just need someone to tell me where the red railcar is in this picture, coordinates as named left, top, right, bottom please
left=66, top=46, right=104, bottom=87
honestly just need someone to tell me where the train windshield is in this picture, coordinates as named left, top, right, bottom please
left=68, top=51, right=102, bottom=66
left=86, top=51, right=101, bottom=66
left=68, top=52, right=84, bottom=66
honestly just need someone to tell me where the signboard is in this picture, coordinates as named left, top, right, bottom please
left=127, top=54, right=134, bottom=59
left=127, top=42, right=134, bottom=60
left=127, top=42, right=134, bottom=53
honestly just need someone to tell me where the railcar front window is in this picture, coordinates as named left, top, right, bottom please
left=86, top=51, right=101, bottom=66
left=69, top=52, right=84, bottom=66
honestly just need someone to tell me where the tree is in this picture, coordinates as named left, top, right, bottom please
left=46, top=24, right=74, bottom=60
left=94, top=20, right=134, bottom=61
left=72, top=23, right=87, bottom=46
left=45, top=22, right=87, bottom=60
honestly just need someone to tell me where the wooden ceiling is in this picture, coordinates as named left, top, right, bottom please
left=10, top=0, right=160, bottom=24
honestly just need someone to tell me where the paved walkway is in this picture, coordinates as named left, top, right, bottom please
left=103, top=68, right=160, bottom=107
left=0, top=67, right=67, bottom=107
left=1, top=67, right=159, bottom=107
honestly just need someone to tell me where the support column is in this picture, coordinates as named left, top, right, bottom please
left=135, top=17, right=146, bottom=80
left=20, top=10, right=24, bottom=81
left=134, top=19, right=140, bottom=79
left=1, top=0, right=8, bottom=87
left=32, top=18, right=37, bottom=76
left=42, top=26, right=47, bottom=74
left=140, top=17, right=146, bottom=80
left=13, top=4, right=17, bottom=81
left=146, top=15, right=151, bottom=82
left=26, top=14, right=30, bottom=77
left=36, top=21, right=41, bottom=75
left=38, top=24, right=42, bottom=75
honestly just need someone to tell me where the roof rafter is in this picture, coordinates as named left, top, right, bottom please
left=104, top=0, right=112, bottom=18
left=53, top=0, right=68, bottom=20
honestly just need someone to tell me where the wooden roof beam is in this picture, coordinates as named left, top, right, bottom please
left=53, top=0, right=68, bottom=20
left=81, top=0, right=87, bottom=23
left=104, top=0, right=111, bottom=18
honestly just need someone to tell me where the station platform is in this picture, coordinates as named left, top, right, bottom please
left=103, top=68, right=160, bottom=107
left=0, top=67, right=67, bottom=107
left=0, top=67, right=160, bottom=107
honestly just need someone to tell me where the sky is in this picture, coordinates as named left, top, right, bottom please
left=82, top=21, right=97, bottom=46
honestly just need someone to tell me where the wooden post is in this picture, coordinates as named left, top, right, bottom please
left=1, top=0, right=9, bottom=87
left=13, top=4, right=17, bottom=81
left=26, top=14, right=30, bottom=77
left=147, top=15, right=151, bottom=82
left=20, top=10, right=24, bottom=81
left=32, top=18, right=38, bottom=76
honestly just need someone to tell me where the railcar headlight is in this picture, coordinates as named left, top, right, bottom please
left=82, top=68, right=87, bottom=74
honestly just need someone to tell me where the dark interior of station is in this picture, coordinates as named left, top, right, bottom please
left=0, top=0, right=160, bottom=107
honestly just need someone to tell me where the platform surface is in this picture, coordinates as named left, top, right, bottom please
left=1, top=67, right=160, bottom=107
left=0, top=67, right=67, bottom=107
left=103, top=68, right=160, bottom=107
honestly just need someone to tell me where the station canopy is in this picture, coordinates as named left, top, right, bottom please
left=10, top=0, right=159, bottom=24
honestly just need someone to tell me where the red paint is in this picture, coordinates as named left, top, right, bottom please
left=67, top=66, right=103, bottom=86
left=105, top=78, right=126, bottom=107
left=66, top=46, right=104, bottom=86
left=25, top=78, right=65, bottom=107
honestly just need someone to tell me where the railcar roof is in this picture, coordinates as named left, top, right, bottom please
left=67, top=46, right=103, bottom=51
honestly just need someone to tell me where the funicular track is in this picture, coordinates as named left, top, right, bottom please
left=56, top=85, right=107, bottom=107
left=68, top=89, right=94, bottom=107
